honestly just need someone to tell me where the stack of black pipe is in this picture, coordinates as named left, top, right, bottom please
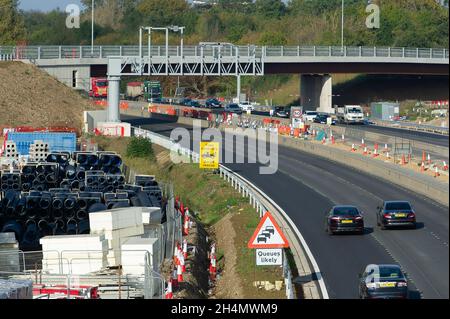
left=0, top=151, right=164, bottom=250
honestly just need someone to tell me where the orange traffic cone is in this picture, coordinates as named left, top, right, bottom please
left=401, top=154, right=406, bottom=165
left=427, top=154, right=431, bottom=165
left=183, top=239, right=188, bottom=259
left=421, top=162, right=425, bottom=172
left=361, top=138, right=365, bottom=148
left=372, top=144, right=379, bottom=157
left=180, top=254, right=186, bottom=273
left=434, top=166, right=440, bottom=178
left=322, top=136, right=326, bottom=144
left=422, top=151, right=426, bottom=163
left=331, top=135, right=335, bottom=144
left=177, top=264, right=184, bottom=283
left=209, top=255, right=217, bottom=280
left=363, top=147, right=368, bottom=155
left=351, top=144, right=356, bottom=152
left=443, top=161, right=448, bottom=171
left=172, top=269, right=178, bottom=288
left=165, top=279, right=173, bottom=299
left=183, top=217, right=190, bottom=236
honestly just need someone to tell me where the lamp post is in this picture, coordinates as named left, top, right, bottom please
left=91, top=0, right=95, bottom=56
left=341, top=0, right=344, bottom=48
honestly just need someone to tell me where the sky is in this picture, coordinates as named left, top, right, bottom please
left=19, top=0, right=84, bottom=12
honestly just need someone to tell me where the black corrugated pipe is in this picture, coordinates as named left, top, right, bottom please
left=39, top=195, right=51, bottom=210
left=52, top=198, right=64, bottom=210
left=17, top=197, right=27, bottom=217
left=64, top=197, right=76, bottom=210
left=65, top=165, right=76, bottom=179
left=76, top=209, right=88, bottom=220
left=66, top=219, right=77, bottom=235
left=130, top=196, right=142, bottom=207
left=52, top=209, right=64, bottom=220
left=38, top=208, right=51, bottom=219
left=53, top=219, right=65, bottom=235
left=38, top=219, right=53, bottom=236
left=78, top=154, right=88, bottom=166
left=111, top=155, right=122, bottom=167
left=70, top=180, right=80, bottom=189
left=45, top=174, right=56, bottom=183
left=111, top=201, right=130, bottom=209
left=77, top=219, right=90, bottom=234
left=22, top=222, right=39, bottom=247
left=21, top=183, right=31, bottom=191
left=87, top=154, right=98, bottom=167
left=100, top=154, right=112, bottom=166
left=36, top=174, right=46, bottom=183
left=64, top=209, right=76, bottom=219
left=88, top=203, right=107, bottom=213
left=1, top=221, right=23, bottom=242
left=76, top=169, right=86, bottom=181
left=137, top=192, right=152, bottom=207
left=77, top=198, right=88, bottom=210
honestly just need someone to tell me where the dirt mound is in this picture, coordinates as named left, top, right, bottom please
left=0, top=61, right=98, bottom=130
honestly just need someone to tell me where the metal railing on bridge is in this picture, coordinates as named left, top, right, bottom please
left=0, top=45, right=448, bottom=61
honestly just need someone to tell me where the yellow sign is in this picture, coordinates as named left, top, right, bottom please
left=199, top=142, right=219, bottom=169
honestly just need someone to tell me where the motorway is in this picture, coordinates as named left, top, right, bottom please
left=122, top=114, right=449, bottom=299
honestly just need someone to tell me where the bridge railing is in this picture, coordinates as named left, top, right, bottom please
left=0, top=45, right=448, bottom=60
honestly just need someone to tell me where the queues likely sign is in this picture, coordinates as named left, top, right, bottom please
left=256, top=249, right=283, bottom=266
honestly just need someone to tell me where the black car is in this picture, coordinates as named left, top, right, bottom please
left=359, top=264, right=408, bottom=299
left=377, top=201, right=416, bottom=229
left=325, top=205, right=364, bottom=235
left=314, top=114, right=336, bottom=125
left=187, top=100, right=202, bottom=108
left=180, top=98, right=192, bottom=106
left=224, top=103, right=243, bottom=114
left=206, top=98, right=222, bottom=108
left=274, top=107, right=289, bottom=118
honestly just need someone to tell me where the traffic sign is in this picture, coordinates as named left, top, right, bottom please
left=256, top=249, right=283, bottom=266
left=199, top=142, right=219, bottom=169
left=248, top=211, right=289, bottom=249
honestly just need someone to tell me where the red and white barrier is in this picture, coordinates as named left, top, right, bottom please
left=165, top=279, right=173, bottom=299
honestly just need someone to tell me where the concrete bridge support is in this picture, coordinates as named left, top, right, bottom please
left=107, top=57, right=122, bottom=123
left=300, top=74, right=333, bottom=113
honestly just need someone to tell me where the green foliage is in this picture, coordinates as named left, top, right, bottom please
left=0, top=0, right=25, bottom=44
left=126, top=136, right=154, bottom=159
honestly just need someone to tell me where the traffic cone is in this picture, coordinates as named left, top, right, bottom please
left=183, top=239, right=188, bottom=259
left=180, top=202, right=185, bottom=217
left=443, top=161, right=448, bottom=171
left=363, top=147, right=368, bottom=155
left=322, top=136, right=326, bottom=144
left=384, top=144, right=388, bottom=153
left=180, top=254, right=186, bottom=273
left=401, top=154, right=406, bottom=165
left=421, top=161, right=425, bottom=172
left=183, top=217, right=190, bottom=236
left=211, top=243, right=216, bottom=256
left=422, top=151, right=426, bottom=164
left=165, top=279, right=173, bottom=299
left=177, top=265, right=184, bottom=283
left=341, top=134, right=345, bottom=141
left=331, top=135, right=335, bottom=144
left=386, top=152, right=390, bottom=159
left=434, top=166, right=440, bottom=178
left=427, top=154, right=431, bottom=165
left=173, top=244, right=179, bottom=265
left=209, top=255, right=217, bottom=280
left=351, top=143, right=356, bottom=152
left=361, top=138, right=365, bottom=148
left=372, top=144, right=379, bottom=157
left=172, top=269, right=178, bottom=288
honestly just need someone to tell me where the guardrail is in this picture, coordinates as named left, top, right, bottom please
left=371, top=120, right=449, bottom=135
left=0, top=45, right=448, bottom=60
left=132, top=126, right=329, bottom=299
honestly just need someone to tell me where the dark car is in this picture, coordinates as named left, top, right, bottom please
left=274, top=107, right=289, bottom=118
left=257, top=235, right=267, bottom=243
left=325, top=205, right=364, bottom=235
left=224, top=103, right=243, bottom=114
left=180, top=98, right=192, bottom=106
left=206, top=98, right=222, bottom=108
left=359, top=264, right=408, bottom=299
left=377, top=201, right=416, bottom=229
left=186, top=100, right=202, bottom=108
left=314, top=114, right=336, bottom=125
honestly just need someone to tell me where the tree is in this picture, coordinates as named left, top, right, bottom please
left=255, top=0, right=286, bottom=19
left=0, top=0, right=25, bottom=44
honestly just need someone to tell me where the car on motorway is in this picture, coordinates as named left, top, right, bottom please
left=325, top=205, right=364, bottom=235
left=313, top=113, right=336, bottom=125
left=205, top=98, right=222, bottom=108
left=303, top=111, right=318, bottom=122
left=224, top=103, right=243, bottom=114
left=179, top=98, right=192, bottom=106
left=376, top=201, right=416, bottom=229
left=358, top=264, right=408, bottom=299
left=187, top=100, right=202, bottom=108
left=273, top=106, right=289, bottom=118
left=239, top=101, right=255, bottom=112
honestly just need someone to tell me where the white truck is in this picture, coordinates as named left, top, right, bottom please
left=336, top=105, right=365, bottom=124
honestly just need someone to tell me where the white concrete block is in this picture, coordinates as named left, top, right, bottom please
left=141, top=207, right=162, bottom=224
left=89, top=207, right=143, bottom=231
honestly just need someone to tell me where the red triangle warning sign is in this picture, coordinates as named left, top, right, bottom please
left=248, top=211, right=289, bottom=249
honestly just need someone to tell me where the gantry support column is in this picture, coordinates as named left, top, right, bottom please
left=300, top=74, right=333, bottom=113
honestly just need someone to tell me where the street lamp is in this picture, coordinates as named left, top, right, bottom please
left=91, top=0, right=95, bottom=55
left=341, top=0, right=344, bottom=48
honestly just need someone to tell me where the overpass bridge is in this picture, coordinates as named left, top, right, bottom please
left=1, top=45, right=448, bottom=114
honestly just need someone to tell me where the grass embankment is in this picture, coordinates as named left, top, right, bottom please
left=94, top=135, right=285, bottom=299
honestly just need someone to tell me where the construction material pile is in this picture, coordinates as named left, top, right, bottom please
left=0, top=151, right=163, bottom=250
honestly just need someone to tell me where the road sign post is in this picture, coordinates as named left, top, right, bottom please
left=199, top=142, right=219, bottom=170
